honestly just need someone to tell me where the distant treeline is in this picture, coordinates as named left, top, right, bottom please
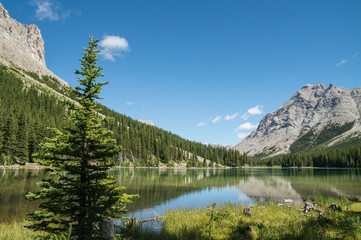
left=98, top=105, right=250, bottom=167
left=254, top=145, right=361, bottom=168
left=0, top=65, right=249, bottom=167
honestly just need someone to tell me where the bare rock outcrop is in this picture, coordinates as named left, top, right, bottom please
left=234, top=83, right=361, bottom=156
left=0, top=2, right=67, bottom=85
left=138, top=120, right=156, bottom=127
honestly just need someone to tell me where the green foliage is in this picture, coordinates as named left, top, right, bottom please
left=4, top=199, right=361, bottom=239
left=290, top=122, right=355, bottom=153
left=289, top=130, right=316, bottom=153
left=0, top=63, right=248, bottom=168
left=0, top=64, right=66, bottom=165
left=123, top=200, right=361, bottom=240
left=256, top=121, right=361, bottom=168
left=314, top=121, right=355, bottom=146
left=26, top=36, right=136, bottom=240
left=0, top=220, right=43, bottom=240
left=96, top=103, right=249, bottom=167
left=257, top=143, right=361, bottom=168
left=205, top=207, right=231, bottom=238
left=20, top=68, right=76, bottom=100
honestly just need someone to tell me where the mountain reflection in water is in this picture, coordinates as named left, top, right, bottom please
left=1, top=168, right=361, bottom=222
left=237, top=177, right=303, bottom=204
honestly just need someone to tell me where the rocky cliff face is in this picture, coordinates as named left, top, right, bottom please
left=234, top=83, right=361, bottom=156
left=0, top=2, right=67, bottom=85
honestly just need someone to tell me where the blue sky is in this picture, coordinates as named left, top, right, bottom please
left=3, top=0, right=361, bottom=145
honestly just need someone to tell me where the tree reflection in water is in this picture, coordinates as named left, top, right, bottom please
left=1, top=168, right=361, bottom=222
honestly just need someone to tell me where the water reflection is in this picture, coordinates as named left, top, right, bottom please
left=124, top=187, right=253, bottom=226
left=0, top=168, right=48, bottom=222
left=1, top=168, right=361, bottom=222
left=237, top=177, right=303, bottom=204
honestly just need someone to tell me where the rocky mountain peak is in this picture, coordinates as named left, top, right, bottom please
left=234, top=83, right=361, bottom=157
left=297, top=83, right=325, bottom=96
left=0, top=3, right=9, bottom=18
left=0, top=2, right=67, bottom=85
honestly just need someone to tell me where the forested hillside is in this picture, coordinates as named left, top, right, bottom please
left=0, top=64, right=249, bottom=167
left=253, top=144, right=361, bottom=168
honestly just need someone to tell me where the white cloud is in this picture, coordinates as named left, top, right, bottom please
left=248, top=105, right=263, bottom=115
left=31, top=0, right=71, bottom=21
left=212, top=115, right=222, bottom=123
left=100, top=36, right=129, bottom=49
left=353, top=52, right=359, bottom=58
left=126, top=101, right=135, bottom=106
left=237, top=132, right=250, bottom=139
left=224, top=113, right=238, bottom=120
left=235, top=122, right=258, bottom=132
left=241, top=105, right=263, bottom=120
left=336, top=59, right=347, bottom=67
left=197, top=122, right=206, bottom=127
left=99, top=35, right=130, bottom=61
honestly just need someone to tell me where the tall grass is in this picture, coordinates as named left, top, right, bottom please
left=123, top=199, right=361, bottom=240
left=2, top=198, right=361, bottom=240
left=0, top=221, right=34, bottom=240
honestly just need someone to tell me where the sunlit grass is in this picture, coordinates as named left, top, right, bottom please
left=2, top=198, right=361, bottom=240
left=0, top=221, right=34, bottom=240
left=124, top=198, right=361, bottom=240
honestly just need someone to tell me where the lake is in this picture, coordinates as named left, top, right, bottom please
left=1, top=167, right=361, bottom=223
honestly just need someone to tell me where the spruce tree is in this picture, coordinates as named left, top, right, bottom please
left=26, top=35, right=134, bottom=239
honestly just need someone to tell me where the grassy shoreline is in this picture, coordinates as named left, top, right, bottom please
left=123, top=197, right=361, bottom=240
left=0, top=221, right=36, bottom=240
left=3, top=197, right=360, bottom=240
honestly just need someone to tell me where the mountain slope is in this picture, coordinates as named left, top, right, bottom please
left=0, top=3, right=67, bottom=86
left=234, top=83, right=361, bottom=157
left=0, top=3, right=248, bottom=167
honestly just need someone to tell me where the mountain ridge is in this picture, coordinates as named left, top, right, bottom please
left=0, top=2, right=67, bottom=86
left=234, top=83, right=361, bottom=157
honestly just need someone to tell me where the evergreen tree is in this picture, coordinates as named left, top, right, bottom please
left=26, top=36, right=135, bottom=239
left=0, top=51, right=250, bottom=168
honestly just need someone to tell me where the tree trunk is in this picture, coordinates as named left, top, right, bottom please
left=100, top=217, right=114, bottom=240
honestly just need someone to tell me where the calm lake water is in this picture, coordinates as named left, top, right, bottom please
left=1, top=167, right=361, bottom=223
